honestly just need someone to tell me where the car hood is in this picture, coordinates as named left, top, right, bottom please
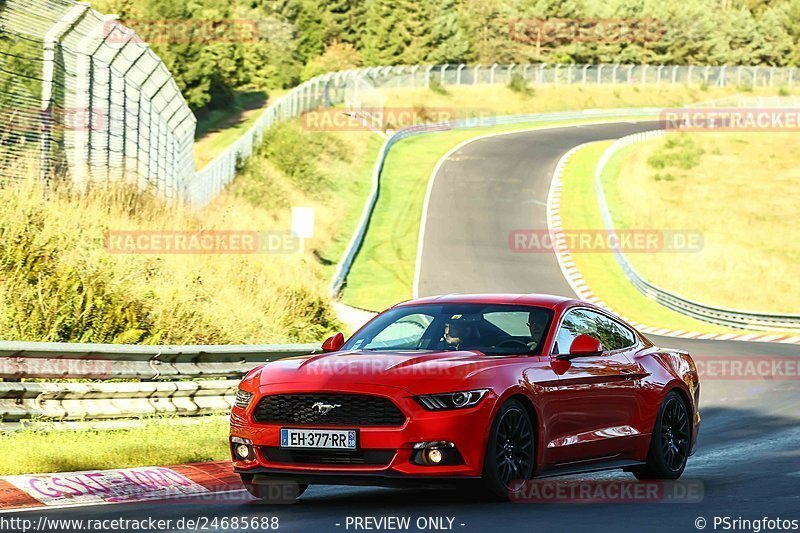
left=256, top=350, right=524, bottom=394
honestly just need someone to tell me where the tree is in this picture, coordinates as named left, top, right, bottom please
left=361, top=0, right=433, bottom=65
left=427, top=0, right=471, bottom=64
left=302, top=41, right=361, bottom=79
left=322, top=0, right=367, bottom=47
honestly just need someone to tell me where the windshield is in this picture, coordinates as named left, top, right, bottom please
left=342, top=304, right=553, bottom=356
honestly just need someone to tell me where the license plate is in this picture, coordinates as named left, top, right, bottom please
left=280, top=428, right=357, bottom=450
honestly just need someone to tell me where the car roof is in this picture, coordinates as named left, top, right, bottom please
left=394, top=293, right=582, bottom=310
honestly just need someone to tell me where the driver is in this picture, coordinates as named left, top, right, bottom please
left=527, top=311, right=548, bottom=349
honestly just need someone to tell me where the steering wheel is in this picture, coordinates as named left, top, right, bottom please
left=496, top=338, right=530, bottom=351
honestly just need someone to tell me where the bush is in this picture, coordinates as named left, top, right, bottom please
left=428, top=77, right=449, bottom=95
left=507, top=72, right=534, bottom=97
left=647, top=134, right=704, bottom=171
left=256, top=122, right=348, bottom=194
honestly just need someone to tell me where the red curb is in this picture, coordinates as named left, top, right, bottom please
left=0, top=480, right=42, bottom=511
left=0, top=461, right=242, bottom=512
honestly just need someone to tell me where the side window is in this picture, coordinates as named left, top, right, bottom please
left=362, top=313, right=433, bottom=350
left=554, top=309, right=599, bottom=354
left=554, top=309, right=636, bottom=354
left=604, top=318, right=637, bottom=351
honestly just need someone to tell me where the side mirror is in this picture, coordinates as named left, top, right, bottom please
left=558, top=334, right=603, bottom=360
left=321, top=332, right=345, bottom=353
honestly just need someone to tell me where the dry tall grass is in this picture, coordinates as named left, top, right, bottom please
left=0, top=123, right=377, bottom=344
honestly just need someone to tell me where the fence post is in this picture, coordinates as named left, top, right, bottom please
left=40, top=3, right=90, bottom=185
left=582, top=64, right=589, bottom=83
left=539, top=63, right=547, bottom=84
left=523, top=64, right=531, bottom=80
left=611, top=64, right=620, bottom=83
left=672, top=65, right=678, bottom=84
left=597, top=64, right=603, bottom=83
left=566, top=64, right=574, bottom=84
left=425, top=65, right=434, bottom=88
left=656, top=65, right=664, bottom=85
left=439, top=65, right=447, bottom=85
left=71, top=15, right=116, bottom=191
left=553, top=63, right=561, bottom=84
left=473, top=64, right=480, bottom=85
left=490, top=63, right=498, bottom=85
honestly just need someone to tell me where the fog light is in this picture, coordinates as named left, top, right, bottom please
left=411, top=441, right=465, bottom=467
left=235, top=444, right=252, bottom=460
left=426, top=448, right=443, bottom=464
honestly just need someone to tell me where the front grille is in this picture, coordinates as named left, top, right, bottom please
left=252, top=394, right=406, bottom=427
left=263, top=447, right=395, bottom=466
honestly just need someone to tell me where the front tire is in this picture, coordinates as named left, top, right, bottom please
left=481, top=399, right=535, bottom=500
left=240, top=474, right=308, bottom=504
left=633, top=391, right=691, bottom=480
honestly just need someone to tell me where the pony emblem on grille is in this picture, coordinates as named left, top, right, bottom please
left=311, top=402, right=341, bottom=415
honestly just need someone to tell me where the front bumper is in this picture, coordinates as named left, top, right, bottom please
left=230, top=384, right=497, bottom=479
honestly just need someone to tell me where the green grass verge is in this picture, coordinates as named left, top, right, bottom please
left=609, top=132, right=800, bottom=315
left=194, top=90, right=287, bottom=169
left=557, top=142, right=776, bottom=336
left=341, top=116, right=655, bottom=311
left=0, top=417, right=228, bottom=475
left=317, top=133, right=384, bottom=283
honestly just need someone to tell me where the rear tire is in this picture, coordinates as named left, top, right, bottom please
left=481, top=399, right=535, bottom=500
left=240, top=474, right=308, bottom=503
left=633, top=391, right=691, bottom=480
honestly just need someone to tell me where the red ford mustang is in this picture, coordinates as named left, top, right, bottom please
left=230, top=294, right=700, bottom=501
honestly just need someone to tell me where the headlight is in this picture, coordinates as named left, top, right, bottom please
left=415, top=389, right=489, bottom=410
left=234, top=389, right=254, bottom=409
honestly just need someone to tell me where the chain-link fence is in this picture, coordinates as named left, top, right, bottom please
left=0, top=0, right=195, bottom=199
left=193, top=62, right=799, bottom=208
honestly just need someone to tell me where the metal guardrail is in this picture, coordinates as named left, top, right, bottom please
left=329, top=108, right=662, bottom=297
left=0, top=342, right=319, bottom=425
left=594, top=131, right=800, bottom=333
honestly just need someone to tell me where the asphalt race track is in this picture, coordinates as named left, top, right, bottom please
left=15, top=121, right=800, bottom=532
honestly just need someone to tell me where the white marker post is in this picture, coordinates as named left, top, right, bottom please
left=291, top=207, right=315, bottom=255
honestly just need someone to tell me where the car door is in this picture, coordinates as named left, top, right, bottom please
left=541, top=308, right=645, bottom=467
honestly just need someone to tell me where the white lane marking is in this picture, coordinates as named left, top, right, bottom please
left=412, top=118, right=652, bottom=298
